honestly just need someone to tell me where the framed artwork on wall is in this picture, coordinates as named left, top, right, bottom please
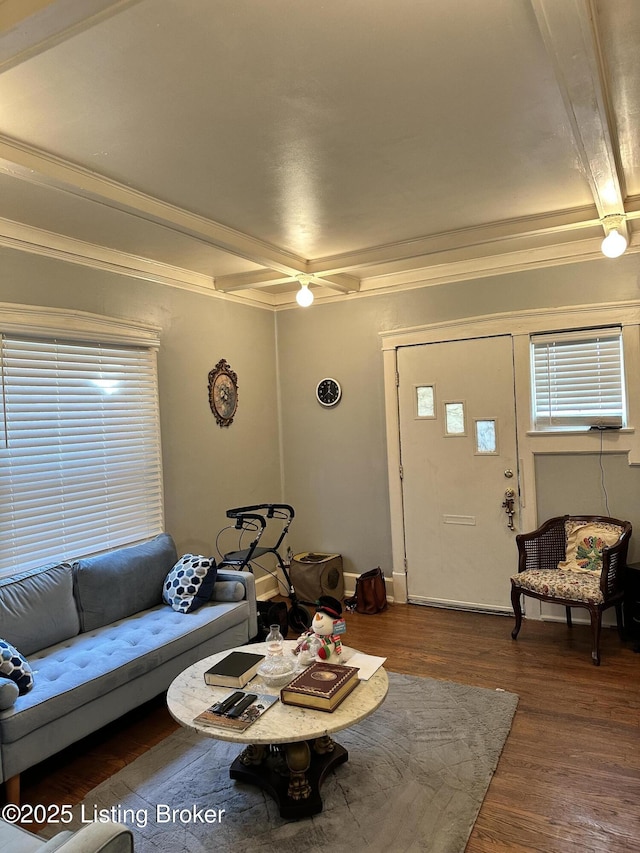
left=208, top=359, right=238, bottom=427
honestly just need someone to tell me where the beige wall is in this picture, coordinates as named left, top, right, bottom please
left=276, top=252, right=640, bottom=576
left=535, top=453, right=640, bottom=562
left=0, top=247, right=282, bottom=560
left=4, top=244, right=640, bottom=580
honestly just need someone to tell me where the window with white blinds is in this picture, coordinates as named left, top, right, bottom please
left=0, top=335, right=164, bottom=575
left=531, top=328, right=626, bottom=430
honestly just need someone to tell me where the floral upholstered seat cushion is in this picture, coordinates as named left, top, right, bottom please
left=510, top=569, right=604, bottom=604
left=557, top=520, right=623, bottom=574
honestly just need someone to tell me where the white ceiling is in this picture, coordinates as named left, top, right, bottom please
left=0, top=0, right=638, bottom=307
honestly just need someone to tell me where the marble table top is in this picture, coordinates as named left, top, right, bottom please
left=167, top=641, right=389, bottom=745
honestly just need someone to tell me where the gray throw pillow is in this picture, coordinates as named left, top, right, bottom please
left=211, top=580, right=245, bottom=602
left=0, top=676, right=19, bottom=710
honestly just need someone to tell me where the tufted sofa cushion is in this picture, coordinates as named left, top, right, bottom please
left=0, top=564, right=79, bottom=656
left=511, top=568, right=604, bottom=604
left=73, top=534, right=178, bottom=632
left=0, top=600, right=249, bottom=744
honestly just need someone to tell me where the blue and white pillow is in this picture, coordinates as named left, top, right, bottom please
left=162, top=555, right=217, bottom=613
left=0, top=639, right=34, bottom=695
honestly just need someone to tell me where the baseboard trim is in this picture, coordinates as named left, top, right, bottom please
left=407, top=596, right=512, bottom=617
left=256, top=570, right=396, bottom=604
left=255, top=574, right=279, bottom=600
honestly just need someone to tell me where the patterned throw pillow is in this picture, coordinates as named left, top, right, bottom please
left=558, top=521, right=622, bottom=574
left=162, top=555, right=217, bottom=613
left=0, top=638, right=34, bottom=695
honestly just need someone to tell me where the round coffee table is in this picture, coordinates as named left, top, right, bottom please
left=167, top=641, right=388, bottom=819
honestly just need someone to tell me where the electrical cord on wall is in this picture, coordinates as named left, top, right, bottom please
left=589, top=425, right=618, bottom=515
left=598, top=428, right=611, bottom=515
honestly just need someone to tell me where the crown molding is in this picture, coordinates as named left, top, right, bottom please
left=3, top=212, right=638, bottom=314
left=0, top=217, right=279, bottom=309
left=275, top=231, right=640, bottom=310
left=305, top=205, right=601, bottom=277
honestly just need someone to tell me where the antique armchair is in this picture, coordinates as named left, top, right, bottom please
left=510, top=515, right=632, bottom=665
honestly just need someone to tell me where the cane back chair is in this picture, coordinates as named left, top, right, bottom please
left=510, top=515, right=632, bottom=665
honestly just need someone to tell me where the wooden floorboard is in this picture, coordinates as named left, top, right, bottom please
left=18, top=603, right=640, bottom=851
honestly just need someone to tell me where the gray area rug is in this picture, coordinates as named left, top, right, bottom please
left=58, top=673, right=518, bottom=853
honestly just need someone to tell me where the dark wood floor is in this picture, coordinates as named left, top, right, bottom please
left=20, top=604, right=640, bottom=851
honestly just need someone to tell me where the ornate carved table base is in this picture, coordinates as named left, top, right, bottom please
left=229, top=736, right=348, bottom=819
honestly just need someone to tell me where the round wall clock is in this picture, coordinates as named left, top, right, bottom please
left=208, top=359, right=238, bottom=427
left=316, top=377, right=342, bottom=408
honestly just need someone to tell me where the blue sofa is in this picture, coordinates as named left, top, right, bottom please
left=0, top=534, right=257, bottom=804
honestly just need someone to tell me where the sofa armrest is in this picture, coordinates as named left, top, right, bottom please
left=216, top=569, right=257, bottom=638
left=41, top=822, right=133, bottom=853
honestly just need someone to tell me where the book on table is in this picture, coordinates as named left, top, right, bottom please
left=203, top=651, right=265, bottom=688
left=280, top=661, right=360, bottom=712
left=193, top=691, right=278, bottom=732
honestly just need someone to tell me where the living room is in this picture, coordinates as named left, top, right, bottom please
left=1, top=1, right=640, bottom=851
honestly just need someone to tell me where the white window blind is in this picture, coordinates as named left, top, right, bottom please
left=531, top=328, right=626, bottom=430
left=0, top=335, right=164, bottom=575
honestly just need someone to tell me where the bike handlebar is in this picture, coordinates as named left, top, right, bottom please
left=226, top=511, right=266, bottom=531
left=226, top=503, right=295, bottom=521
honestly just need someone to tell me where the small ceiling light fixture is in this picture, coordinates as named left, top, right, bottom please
left=601, top=214, right=628, bottom=258
left=295, top=275, right=314, bottom=307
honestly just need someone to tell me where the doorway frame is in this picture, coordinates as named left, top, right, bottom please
left=381, top=300, right=640, bottom=612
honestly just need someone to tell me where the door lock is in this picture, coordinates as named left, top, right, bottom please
left=502, top=488, right=516, bottom=531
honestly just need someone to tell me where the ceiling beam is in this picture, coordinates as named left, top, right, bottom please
left=318, top=274, right=361, bottom=294
left=216, top=270, right=294, bottom=293
left=306, top=206, right=600, bottom=276
left=531, top=0, right=627, bottom=240
left=216, top=270, right=360, bottom=295
left=0, top=0, right=145, bottom=74
left=0, top=135, right=309, bottom=277
left=0, top=130, right=613, bottom=295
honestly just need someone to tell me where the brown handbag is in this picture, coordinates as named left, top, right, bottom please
left=346, top=567, right=388, bottom=614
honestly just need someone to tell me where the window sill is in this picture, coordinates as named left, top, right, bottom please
left=526, top=428, right=634, bottom=437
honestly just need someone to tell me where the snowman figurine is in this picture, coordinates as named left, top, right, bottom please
left=295, top=595, right=344, bottom=660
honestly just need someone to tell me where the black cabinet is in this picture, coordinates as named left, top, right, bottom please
left=623, top=562, right=640, bottom=642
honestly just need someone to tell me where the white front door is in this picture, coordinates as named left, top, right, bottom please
left=398, top=335, right=519, bottom=611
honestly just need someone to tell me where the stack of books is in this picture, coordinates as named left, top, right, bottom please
left=280, top=661, right=360, bottom=712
